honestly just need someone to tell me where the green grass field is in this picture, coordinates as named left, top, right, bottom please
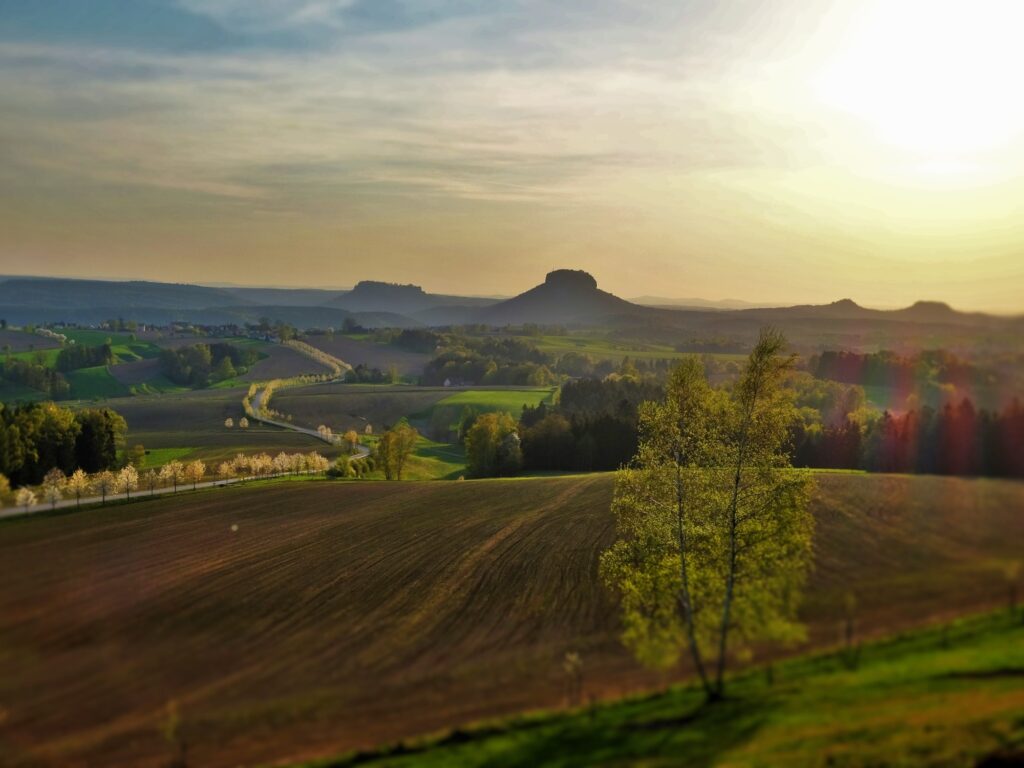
left=5, top=347, right=62, bottom=365
left=65, top=365, right=131, bottom=399
left=430, top=387, right=557, bottom=418
left=354, top=436, right=466, bottom=480
left=139, top=446, right=196, bottom=468
left=2, top=473, right=1022, bottom=767
left=501, top=334, right=748, bottom=363
left=307, top=610, right=1024, bottom=767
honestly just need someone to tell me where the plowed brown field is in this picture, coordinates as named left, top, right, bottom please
left=1, top=473, right=1021, bottom=767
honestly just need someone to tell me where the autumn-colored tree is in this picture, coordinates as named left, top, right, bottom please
left=465, top=412, right=522, bottom=477
left=126, top=444, right=146, bottom=468
left=343, top=430, right=360, bottom=454
left=376, top=421, right=418, bottom=480
left=600, top=330, right=813, bottom=701
left=306, top=452, right=330, bottom=473
left=184, top=460, right=205, bottom=490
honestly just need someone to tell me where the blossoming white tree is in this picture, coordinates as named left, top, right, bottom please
left=66, top=469, right=91, bottom=509
left=93, top=471, right=116, bottom=504
left=15, top=487, right=37, bottom=512
left=160, top=460, right=185, bottom=493
left=116, top=465, right=139, bottom=501
left=184, top=460, right=206, bottom=490
left=42, top=468, right=66, bottom=510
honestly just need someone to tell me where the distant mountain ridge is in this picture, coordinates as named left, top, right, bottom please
left=328, top=280, right=496, bottom=315
left=0, top=273, right=1016, bottom=331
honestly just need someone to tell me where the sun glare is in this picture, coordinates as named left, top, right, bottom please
left=816, top=0, right=1024, bottom=173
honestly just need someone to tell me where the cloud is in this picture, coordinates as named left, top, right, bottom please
left=0, top=0, right=814, bottom=214
left=174, top=0, right=359, bottom=34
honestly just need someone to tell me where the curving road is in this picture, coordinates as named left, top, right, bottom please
left=249, top=384, right=370, bottom=458
left=2, top=344, right=370, bottom=521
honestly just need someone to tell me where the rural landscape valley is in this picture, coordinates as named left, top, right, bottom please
left=3, top=2, right=1024, bottom=766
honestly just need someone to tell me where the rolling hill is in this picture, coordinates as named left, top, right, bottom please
left=1, top=472, right=1021, bottom=767
left=476, top=269, right=646, bottom=326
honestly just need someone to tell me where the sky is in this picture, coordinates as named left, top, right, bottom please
left=1, top=0, right=1023, bottom=311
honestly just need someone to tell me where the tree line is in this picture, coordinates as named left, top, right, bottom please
left=0, top=401, right=126, bottom=486
left=793, top=398, right=1024, bottom=477
left=459, top=366, right=1022, bottom=480
left=1, top=354, right=70, bottom=398
left=159, top=343, right=259, bottom=388
left=55, top=343, right=115, bottom=372
left=518, top=378, right=663, bottom=473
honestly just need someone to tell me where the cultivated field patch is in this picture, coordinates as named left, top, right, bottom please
left=0, top=328, right=61, bottom=352
left=304, top=334, right=432, bottom=376
left=273, top=384, right=452, bottom=433
left=1, top=473, right=1021, bottom=767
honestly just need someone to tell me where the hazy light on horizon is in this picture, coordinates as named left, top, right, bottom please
left=1, top=0, right=1022, bottom=311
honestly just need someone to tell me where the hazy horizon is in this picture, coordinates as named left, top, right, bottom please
left=3, top=1, right=1024, bottom=312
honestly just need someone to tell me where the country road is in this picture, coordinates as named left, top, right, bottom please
left=1, top=346, right=372, bottom=522
left=248, top=380, right=370, bottom=457
left=0, top=470, right=319, bottom=519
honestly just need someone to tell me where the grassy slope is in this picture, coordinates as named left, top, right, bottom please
left=307, top=612, right=1024, bottom=768
left=430, top=387, right=556, bottom=418
left=1, top=473, right=1022, bottom=768
left=0, top=329, right=62, bottom=353
left=505, top=334, right=748, bottom=363
left=302, top=335, right=432, bottom=376
left=65, top=365, right=131, bottom=399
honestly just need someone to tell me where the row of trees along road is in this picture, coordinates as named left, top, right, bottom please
left=601, top=329, right=814, bottom=701
left=4, top=451, right=331, bottom=512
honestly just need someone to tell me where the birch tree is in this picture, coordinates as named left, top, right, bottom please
left=600, top=329, right=813, bottom=701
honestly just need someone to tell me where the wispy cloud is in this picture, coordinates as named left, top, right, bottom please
left=0, top=1, right=811, bottom=207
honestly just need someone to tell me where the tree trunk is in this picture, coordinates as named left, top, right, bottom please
left=713, top=376, right=764, bottom=699
left=675, top=454, right=714, bottom=698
